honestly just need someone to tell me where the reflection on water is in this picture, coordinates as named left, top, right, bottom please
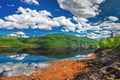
left=0, top=47, right=95, bottom=58
left=0, top=48, right=95, bottom=77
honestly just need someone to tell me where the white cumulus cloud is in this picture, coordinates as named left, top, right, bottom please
left=73, top=16, right=88, bottom=23
left=0, top=7, right=77, bottom=31
left=20, top=0, right=39, bottom=5
left=8, top=31, right=29, bottom=38
left=87, top=33, right=101, bottom=39
left=99, top=21, right=120, bottom=31
left=108, top=16, right=119, bottom=22
left=1, top=6, right=119, bottom=38
left=57, top=0, right=105, bottom=18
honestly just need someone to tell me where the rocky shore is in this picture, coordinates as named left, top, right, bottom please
left=0, top=47, right=120, bottom=80
left=74, top=47, right=120, bottom=80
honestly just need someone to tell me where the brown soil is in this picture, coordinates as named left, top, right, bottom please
left=0, top=53, right=97, bottom=80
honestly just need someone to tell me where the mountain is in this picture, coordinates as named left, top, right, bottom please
left=0, top=34, right=98, bottom=49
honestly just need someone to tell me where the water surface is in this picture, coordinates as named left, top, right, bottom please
left=0, top=48, right=94, bottom=76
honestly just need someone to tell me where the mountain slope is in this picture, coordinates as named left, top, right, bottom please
left=0, top=34, right=98, bottom=48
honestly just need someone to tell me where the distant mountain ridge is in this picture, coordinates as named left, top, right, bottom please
left=0, top=34, right=98, bottom=48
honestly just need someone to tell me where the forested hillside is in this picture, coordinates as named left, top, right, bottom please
left=0, top=34, right=98, bottom=49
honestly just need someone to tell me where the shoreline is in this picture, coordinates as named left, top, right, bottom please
left=0, top=53, right=97, bottom=80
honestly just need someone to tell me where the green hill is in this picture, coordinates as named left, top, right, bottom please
left=0, top=34, right=98, bottom=49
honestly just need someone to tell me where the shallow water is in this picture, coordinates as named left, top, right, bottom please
left=0, top=48, right=94, bottom=76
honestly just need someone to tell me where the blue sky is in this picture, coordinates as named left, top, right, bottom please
left=0, top=0, right=120, bottom=38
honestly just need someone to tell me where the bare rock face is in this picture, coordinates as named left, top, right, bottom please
left=99, top=62, right=120, bottom=79
left=74, top=47, right=120, bottom=80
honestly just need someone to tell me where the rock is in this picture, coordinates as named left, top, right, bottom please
left=100, top=62, right=120, bottom=79
left=73, top=47, right=120, bottom=80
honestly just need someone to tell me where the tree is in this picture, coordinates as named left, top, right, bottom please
left=107, top=37, right=114, bottom=48
left=99, top=38, right=108, bottom=49
left=113, top=34, right=120, bottom=47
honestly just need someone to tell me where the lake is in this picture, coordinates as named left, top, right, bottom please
left=0, top=48, right=94, bottom=76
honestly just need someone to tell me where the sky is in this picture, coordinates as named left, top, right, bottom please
left=0, top=0, right=120, bottom=38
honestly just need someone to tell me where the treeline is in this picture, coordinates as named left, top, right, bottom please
left=0, top=37, right=27, bottom=47
left=99, top=34, right=120, bottom=49
left=0, top=34, right=98, bottom=49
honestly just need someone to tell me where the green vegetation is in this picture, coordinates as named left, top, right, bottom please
left=0, top=37, right=26, bottom=47
left=0, top=34, right=99, bottom=58
left=99, top=34, right=120, bottom=49
left=0, top=47, right=95, bottom=58
left=0, top=34, right=98, bottom=49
